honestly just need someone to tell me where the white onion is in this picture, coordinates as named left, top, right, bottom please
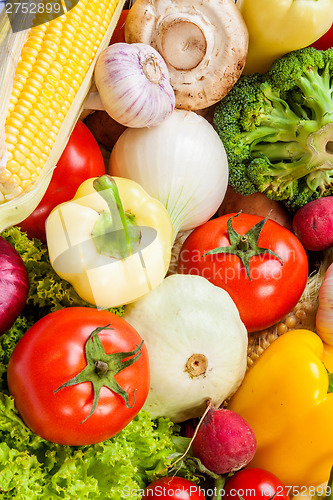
left=109, top=109, right=229, bottom=238
left=94, top=42, right=175, bottom=128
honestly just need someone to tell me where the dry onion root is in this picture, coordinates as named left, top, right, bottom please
left=167, top=230, right=192, bottom=276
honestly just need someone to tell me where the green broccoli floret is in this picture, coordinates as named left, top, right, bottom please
left=214, top=47, right=333, bottom=211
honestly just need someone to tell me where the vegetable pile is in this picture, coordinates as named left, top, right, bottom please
left=0, top=228, right=198, bottom=498
left=1, top=1, right=333, bottom=499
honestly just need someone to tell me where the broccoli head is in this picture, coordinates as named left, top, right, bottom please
left=214, top=47, right=333, bottom=211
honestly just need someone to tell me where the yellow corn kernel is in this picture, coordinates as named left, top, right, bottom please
left=3, top=0, right=120, bottom=202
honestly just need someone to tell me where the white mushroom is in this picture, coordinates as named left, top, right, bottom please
left=124, top=0, right=249, bottom=110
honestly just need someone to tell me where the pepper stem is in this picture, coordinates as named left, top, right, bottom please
left=238, top=235, right=250, bottom=252
left=92, top=175, right=141, bottom=259
left=327, top=370, right=333, bottom=393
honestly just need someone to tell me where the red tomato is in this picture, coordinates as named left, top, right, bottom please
left=223, top=468, right=289, bottom=500
left=7, top=307, right=150, bottom=446
left=142, top=477, right=205, bottom=499
left=18, top=120, right=105, bottom=242
left=311, top=23, right=333, bottom=50
left=177, top=213, right=308, bottom=332
left=109, top=9, right=129, bottom=45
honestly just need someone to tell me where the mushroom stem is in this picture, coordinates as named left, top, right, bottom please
left=160, top=19, right=207, bottom=70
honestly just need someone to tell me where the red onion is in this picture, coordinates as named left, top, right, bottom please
left=0, top=236, right=29, bottom=334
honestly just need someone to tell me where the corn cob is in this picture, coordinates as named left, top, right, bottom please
left=0, top=0, right=125, bottom=230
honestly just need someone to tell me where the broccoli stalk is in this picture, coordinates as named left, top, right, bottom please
left=214, top=47, right=333, bottom=211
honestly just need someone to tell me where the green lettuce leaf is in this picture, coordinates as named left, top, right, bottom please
left=0, top=394, right=197, bottom=499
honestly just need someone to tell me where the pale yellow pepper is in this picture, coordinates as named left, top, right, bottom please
left=46, top=175, right=173, bottom=309
left=237, top=0, right=333, bottom=74
left=228, top=329, right=333, bottom=488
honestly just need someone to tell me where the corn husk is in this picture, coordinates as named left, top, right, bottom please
left=0, top=9, right=28, bottom=161
left=0, top=0, right=125, bottom=231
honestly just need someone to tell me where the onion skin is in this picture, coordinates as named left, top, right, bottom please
left=109, top=109, right=229, bottom=238
left=0, top=237, right=29, bottom=335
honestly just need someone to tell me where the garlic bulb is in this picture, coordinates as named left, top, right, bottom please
left=94, top=42, right=175, bottom=128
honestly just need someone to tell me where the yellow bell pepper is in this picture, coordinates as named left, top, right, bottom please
left=46, top=175, right=173, bottom=309
left=228, top=329, right=333, bottom=488
left=237, top=0, right=333, bottom=74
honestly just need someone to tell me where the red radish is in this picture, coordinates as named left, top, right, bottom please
left=191, top=401, right=256, bottom=474
left=292, top=197, right=333, bottom=251
left=0, top=237, right=29, bottom=335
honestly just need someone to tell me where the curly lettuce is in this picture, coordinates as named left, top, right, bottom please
left=0, top=394, right=194, bottom=499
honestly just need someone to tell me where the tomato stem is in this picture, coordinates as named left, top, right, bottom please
left=95, top=360, right=109, bottom=376
left=238, top=235, right=249, bottom=252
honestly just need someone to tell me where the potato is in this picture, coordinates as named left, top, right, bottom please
left=84, top=111, right=126, bottom=151
left=218, top=186, right=293, bottom=230
left=292, top=197, right=333, bottom=251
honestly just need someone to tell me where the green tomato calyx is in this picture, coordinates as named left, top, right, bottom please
left=203, top=211, right=283, bottom=281
left=54, top=324, right=143, bottom=423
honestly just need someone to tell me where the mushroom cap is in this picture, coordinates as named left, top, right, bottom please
left=124, top=0, right=249, bottom=110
